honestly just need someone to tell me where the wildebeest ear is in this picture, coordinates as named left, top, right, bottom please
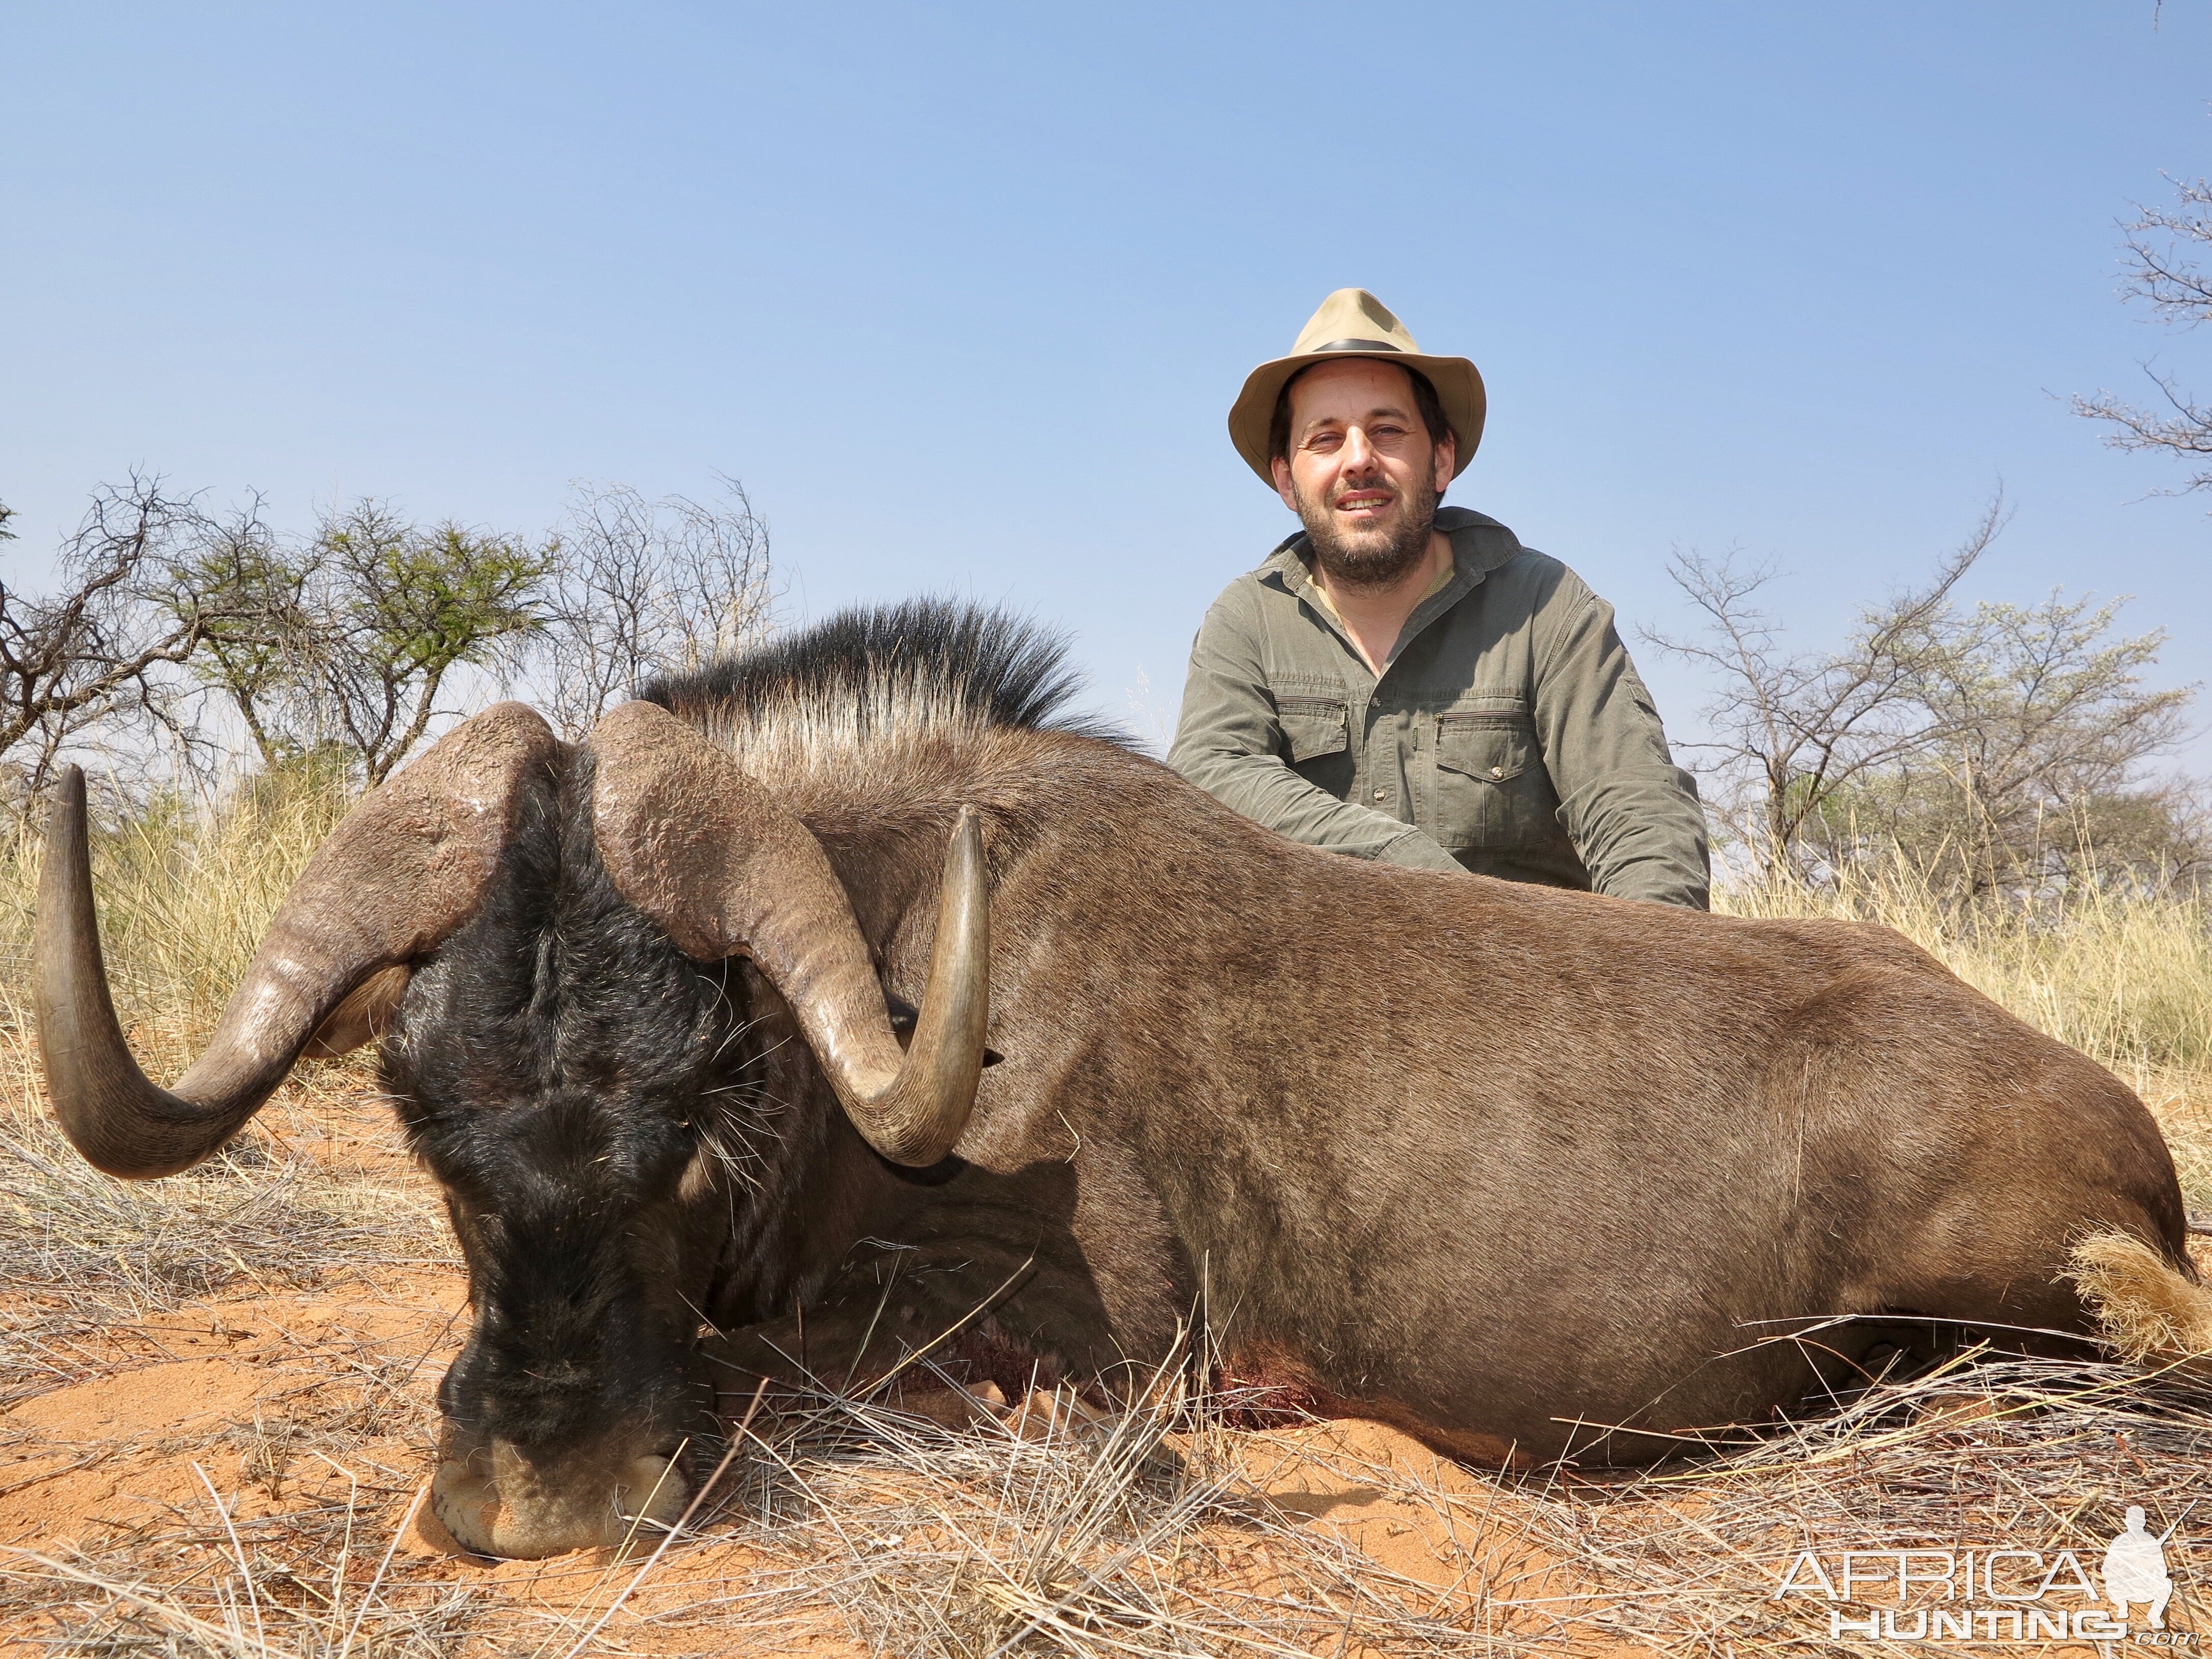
left=885, top=993, right=1002, bottom=1066
left=303, top=965, right=412, bottom=1060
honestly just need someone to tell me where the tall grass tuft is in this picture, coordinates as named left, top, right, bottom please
left=0, top=762, right=353, bottom=1082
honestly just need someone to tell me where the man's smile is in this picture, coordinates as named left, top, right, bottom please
left=1334, top=489, right=1396, bottom=517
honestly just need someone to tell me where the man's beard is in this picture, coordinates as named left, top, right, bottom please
left=1294, top=473, right=1440, bottom=590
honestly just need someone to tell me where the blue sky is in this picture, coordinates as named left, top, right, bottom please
left=6, top=3, right=2211, bottom=764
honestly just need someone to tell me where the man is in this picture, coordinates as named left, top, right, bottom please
left=1169, top=288, right=1710, bottom=908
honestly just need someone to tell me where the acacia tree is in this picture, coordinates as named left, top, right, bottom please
left=1639, top=498, right=2004, bottom=874
left=13, top=475, right=764, bottom=795
left=1803, top=593, right=2198, bottom=892
left=166, top=496, right=314, bottom=767
left=2075, top=174, right=2212, bottom=489
left=312, top=503, right=552, bottom=782
left=182, top=499, right=553, bottom=784
left=1643, top=497, right=2198, bottom=891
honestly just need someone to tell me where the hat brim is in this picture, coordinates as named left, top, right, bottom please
left=1228, top=348, right=1486, bottom=487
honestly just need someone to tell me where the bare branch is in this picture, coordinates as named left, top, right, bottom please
left=534, top=478, right=776, bottom=738
left=2076, top=174, right=2212, bottom=495
left=0, top=476, right=233, bottom=791
left=1641, top=497, right=2008, bottom=877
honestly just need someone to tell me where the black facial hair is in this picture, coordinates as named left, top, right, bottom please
left=1294, top=468, right=1441, bottom=591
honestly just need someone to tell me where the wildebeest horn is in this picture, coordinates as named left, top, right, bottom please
left=586, top=699, right=988, bottom=1168
left=35, top=704, right=557, bottom=1179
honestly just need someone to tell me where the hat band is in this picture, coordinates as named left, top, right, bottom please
left=1312, top=337, right=1403, bottom=353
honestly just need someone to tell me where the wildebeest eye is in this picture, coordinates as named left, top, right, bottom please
left=885, top=993, right=1004, bottom=1066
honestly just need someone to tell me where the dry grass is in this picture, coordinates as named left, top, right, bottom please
left=0, top=766, right=353, bottom=1080
left=0, top=1358, right=1519, bottom=1658
left=0, top=1099, right=451, bottom=1406
left=1523, top=1348, right=2212, bottom=1653
left=685, top=1360, right=1536, bottom=1657
left=8, top=784, right=2212, bottom=1653
left=0, top=774, right=452, bottom=1411
left=1716, top=853, right=2212, bottom=1086
left=0, top=1041, right=476, bottom=1656
left=0, top=1074, right=473, bottom=1653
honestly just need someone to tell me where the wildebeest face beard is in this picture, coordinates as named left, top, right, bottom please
left=418, top=1087, right=716, bottom=1453
left=376, top=773, right=757, bottom=1549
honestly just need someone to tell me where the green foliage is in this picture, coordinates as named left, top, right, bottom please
left=314, top=501, right=551, bottom=781
left=13, top=474, right=771, bottom=791
left=175, top=498, right=552, bottom=784
left=165, top=502, right=310, bottom=766
left=1799, top=589, right=2199, bottom=893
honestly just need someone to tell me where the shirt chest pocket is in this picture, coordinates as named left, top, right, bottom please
left=1278, top=696, right=1348, bottom=760
left=1432, top=709, right=1548, bottom=849
left=1277, top=695, right=1355, bottom=793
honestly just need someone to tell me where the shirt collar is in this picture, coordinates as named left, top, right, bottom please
left=1262, top=506, right=1524, bottom=671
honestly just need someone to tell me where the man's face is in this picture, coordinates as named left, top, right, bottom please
left=1271, top=358, right=1456, bottom=589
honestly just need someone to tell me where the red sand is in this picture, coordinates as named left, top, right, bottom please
left=0, top=1092, right=1661, bottom=1656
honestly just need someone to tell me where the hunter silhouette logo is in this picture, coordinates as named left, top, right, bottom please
left=1773, top=1503, right=2193, bottom=1642
left=2104, top=1506, right=2178, bottom=1631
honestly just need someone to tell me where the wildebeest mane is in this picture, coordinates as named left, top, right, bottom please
left=639, top=599, right=1122, bottom=744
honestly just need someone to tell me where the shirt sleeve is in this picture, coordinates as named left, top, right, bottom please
left=1529, top=575, right=1712, bottom=908
left=1167, top=585, right=1463, bottom=871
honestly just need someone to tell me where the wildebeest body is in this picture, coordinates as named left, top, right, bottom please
left=37, top=602, right=2193, bottom=1557
left=668, top=703, right=2182, bottom=1462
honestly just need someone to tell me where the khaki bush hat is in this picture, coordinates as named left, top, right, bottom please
left=1227, top=288, right=1485, bottom=486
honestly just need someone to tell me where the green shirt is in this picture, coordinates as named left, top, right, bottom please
left=1167, top=506, right=1710, bottom=909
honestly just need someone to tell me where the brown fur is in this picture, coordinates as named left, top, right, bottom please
left=684, top=718, right=2193, bottom=1463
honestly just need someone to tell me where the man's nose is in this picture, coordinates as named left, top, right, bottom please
left=1339, top=425, right=1380, bottom=475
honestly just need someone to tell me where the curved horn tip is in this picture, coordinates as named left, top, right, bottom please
left=34, top=704, right=552, bottom=1182
left=862, top=802, right=991, bottom=1168
left=32, top=761, right=214, bottom=1180
left=36, top=764, right=87, bottom=853
left=950, top=804, right=987, bottom=885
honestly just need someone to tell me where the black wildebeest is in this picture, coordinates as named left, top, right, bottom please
left=33, top=602, right=2206, bottom=1558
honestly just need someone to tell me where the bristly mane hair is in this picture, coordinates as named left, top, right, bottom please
left=638, top=599, right=1125, bottom=745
